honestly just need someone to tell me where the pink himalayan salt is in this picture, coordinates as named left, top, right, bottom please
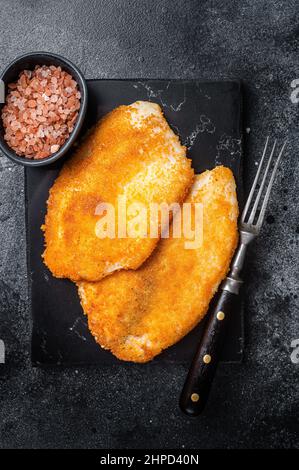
left=1, top=65, right=81, bottom=159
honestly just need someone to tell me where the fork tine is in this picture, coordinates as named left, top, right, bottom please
left=247, top=139, right=277, bottom=224
left=241, top=136, right=269, bottom=223
left=256, top=141, right=287, bottom=228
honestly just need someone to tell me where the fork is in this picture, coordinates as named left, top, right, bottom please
left=179, top=137, right=287, bottom=416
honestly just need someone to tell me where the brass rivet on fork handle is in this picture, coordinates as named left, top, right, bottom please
left=179, top=137, right=287, bottom=417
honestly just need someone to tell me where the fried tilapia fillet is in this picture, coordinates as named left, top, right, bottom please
left=78, top=166, right=239, bottom=362
left=42, top=101, right=194, bottom=281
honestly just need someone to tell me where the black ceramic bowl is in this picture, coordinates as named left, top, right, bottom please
left=0, top=52, right=88, bottom=167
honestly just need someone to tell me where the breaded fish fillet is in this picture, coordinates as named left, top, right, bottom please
left=42, top=101, right=194, bottom=281
left=78, top=166, right=239, bottom=362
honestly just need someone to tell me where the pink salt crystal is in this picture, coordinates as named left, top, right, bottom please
left=20, top=75, right=27, bottom=88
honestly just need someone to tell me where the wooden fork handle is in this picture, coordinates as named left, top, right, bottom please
left=179, top=289, right=239, bottom=416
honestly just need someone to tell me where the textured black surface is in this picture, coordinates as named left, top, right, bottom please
left=0, top=0, right=298, bottom=449
left=27, top=79, right=243, bottom=366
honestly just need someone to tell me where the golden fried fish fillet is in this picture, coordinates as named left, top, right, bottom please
left=78, top=166, right=239, bottom=362
left=42, top=101, right=194, bottom=281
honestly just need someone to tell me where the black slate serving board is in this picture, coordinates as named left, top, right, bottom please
left=26, top=79, right=243, bottom=366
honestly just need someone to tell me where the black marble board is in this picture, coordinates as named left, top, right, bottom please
left=25, top=79, right=243, bottom=366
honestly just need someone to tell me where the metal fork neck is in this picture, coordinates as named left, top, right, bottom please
left=221, top=230, right=256, bottom=295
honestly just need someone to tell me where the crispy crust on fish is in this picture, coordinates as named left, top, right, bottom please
left=42, top=101, right=194, bottom=281
left=78, top=166, right=239, bottom=362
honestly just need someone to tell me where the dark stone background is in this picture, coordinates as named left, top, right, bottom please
left=0, top=0, right=298, bottom=449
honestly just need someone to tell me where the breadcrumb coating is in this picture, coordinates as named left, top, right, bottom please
left=78, top=166, right=239, bottom=362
